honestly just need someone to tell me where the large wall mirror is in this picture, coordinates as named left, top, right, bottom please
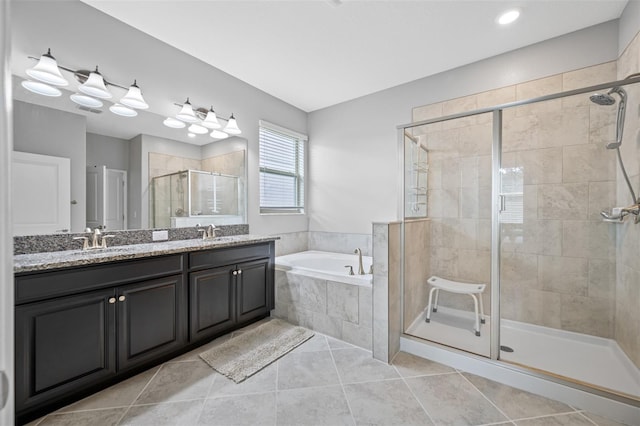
left=10, top=2, right=248, bottom=236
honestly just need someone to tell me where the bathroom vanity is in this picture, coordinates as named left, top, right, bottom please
left=13, top=236, right=275, bottom=424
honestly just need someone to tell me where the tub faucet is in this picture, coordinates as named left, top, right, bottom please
left=354, top=248, right=365, bottom=275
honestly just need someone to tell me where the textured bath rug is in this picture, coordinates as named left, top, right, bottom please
left=199, top=319, right=314, bottom=383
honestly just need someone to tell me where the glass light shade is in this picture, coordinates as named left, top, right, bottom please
left=78, top=69, right=112, bottom=99
left=163, top=117, right=186, bottom=129
left=201, top=108, right=221, bottom=129
left=21, top=80, right=61, bottom=97
left=188, top=133, right=196, bottom=138
left=119, top=81, right=149, bottom=109
left=109, top=103, right=137, bottom=117
left=210, top=130, right=229, bottom=139
left=188, top=124, right=208, bottom=135
left=497, top=9, right=520, bottom=25
left=223, top=114, right=241, bottom=135
left=176, top=99, right=198, bottom=123
left=25, top=50, right=69, bottom=86
left=70, top=93, right=103, bottom=108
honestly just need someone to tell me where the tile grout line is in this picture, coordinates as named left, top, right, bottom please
left=575, top=410, right=602, bottom=426
left=514, top=410, right=595, bottom=423
left=115, top=364, right=164, bottom=425
left=193, top=362, right=219, bottom=424
left=327, top=342, right=357, bottom=426
left=458, top=371, right=513, bottom=423
left=394, top=365, right=438, bottom=426
left=274, top=351, right=280, bottom=426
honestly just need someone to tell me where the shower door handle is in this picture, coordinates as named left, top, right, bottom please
left=498, top=195, right=506, bottom=212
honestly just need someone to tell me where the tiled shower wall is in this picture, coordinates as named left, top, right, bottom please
left=411, top=60, right=621, bottom=339
left=616, top=31, right=640, bottom=368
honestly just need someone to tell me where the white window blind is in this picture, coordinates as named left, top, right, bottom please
left=259, top=121, right=306, bottom=213
left=500, top=166, right=523, bottom=224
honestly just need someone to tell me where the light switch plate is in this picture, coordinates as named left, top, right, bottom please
left=152, top=230, right=169, bottom=241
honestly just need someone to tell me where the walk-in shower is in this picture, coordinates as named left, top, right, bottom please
left=398, top=70, right=640, bottom=423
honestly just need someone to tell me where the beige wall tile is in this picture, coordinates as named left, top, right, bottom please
left=538, top=183, right=589, bottom=220
left=539, top=255, right=588, bottom=296
left=562, top=61, right=617, bottom=91
left=588, top=259, right=615, bottom=300
left=560, top=294, right=614, bottom=338
left=563, top=144, right=616, bottom=183
left=442, top=95, right=478, bottom=129
left=518, top=148, right=563, bottom=185
left=500, top=251, right=539, bottom=290
left=562, top=220, right=615, bottom=260
left=327, top=281, right=359, bottom=323
left=588, top=181, right=617, bottom=221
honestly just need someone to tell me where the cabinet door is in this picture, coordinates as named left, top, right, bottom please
left=236, top=258, right=271, bottom=324
left=117, top=275, right=186, bottom=372
left=15, top=289, right=116, bottom=414
left=189, top=267, right=236, bottom=343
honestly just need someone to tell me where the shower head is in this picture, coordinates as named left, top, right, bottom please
left=589, top=93, right=616, bottom=105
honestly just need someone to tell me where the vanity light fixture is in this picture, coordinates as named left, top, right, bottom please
left=21, top=80, right=62, bottom=97
left=497, top=9, right=520, bottom=25
left=164, top=99, right=241, bottom=141
left=22, top=49, right=150, bottom=119
left=25, top=48, right=69, bottom=87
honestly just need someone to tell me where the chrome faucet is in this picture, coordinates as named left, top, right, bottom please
left=354, top=248, right=365, bottom=275
left=198, top=224, right=217, bottom=240
left=74, top=228, right=116, bottom=250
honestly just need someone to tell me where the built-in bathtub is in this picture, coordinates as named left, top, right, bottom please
left=274, top=250, right=373, bottom=349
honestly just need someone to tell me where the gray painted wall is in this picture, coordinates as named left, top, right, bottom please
left=618, top=0, right=640, bottom=57
left=128, top=135, right=142, bottom=230
left=307, top=21, right=621, bottom=234
left=13, top=101, right=86, bottom=233
left=86, top=133, right=129, bottom=170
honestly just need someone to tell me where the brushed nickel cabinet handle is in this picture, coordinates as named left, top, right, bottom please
left=108, top=297, right=116, bottom=304
left=118, top=295, right=126, bottom=302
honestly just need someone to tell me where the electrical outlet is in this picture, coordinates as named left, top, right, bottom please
left=152, top=230, right=168, bottom=241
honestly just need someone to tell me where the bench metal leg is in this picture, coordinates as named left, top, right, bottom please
left=433, top=288, right=440, bottom=312
left=468, top=293, right=480, bottom=336
left=479, top=293, right=485, bottom=324
left=425, top=287, right=438, bottom=323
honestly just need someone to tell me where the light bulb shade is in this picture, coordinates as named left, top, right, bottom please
left=119, top=82, right=149, bottom=109
left=202, top=109, right=221, bottom=129
left=188, top=124, right=208, bottom=135
left=163, top=117, right=186, bottom=129
left=210, top=130, right=229, bottom=139
left=21, top=80, right=61, bottom=97
left=176, top=100, right=198, bottom=123
left=26, top=51, right=69, bottom=86
left=109, top=103, right=137, bottom=117
left=223, top=114, right=241, bottom=135
left=70, top=93, right=103, bottom=108
left=78, top=70, right=112, bottom=99
left=188, top=133, right=196, bottom=138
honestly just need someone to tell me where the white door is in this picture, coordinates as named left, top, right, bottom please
left=86, top=165, right=105, bottom=230
left=105, top=169, right=127, bottom=231
left=12, top=151, right=71, bottom=235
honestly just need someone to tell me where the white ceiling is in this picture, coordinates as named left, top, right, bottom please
left=78, top=1, right=628, bottom=112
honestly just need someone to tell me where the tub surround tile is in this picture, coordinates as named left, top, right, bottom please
left=274, top=231, right=309, bottom=257
left=341, top=319, right=372, bottom=349
left=298, top=277, right=327, bottom=314
left=308, top=231, right=372, bottom=256
left=327, top=281, right=359, bottom=323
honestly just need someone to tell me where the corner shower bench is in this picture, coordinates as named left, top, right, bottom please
left=425, top=275, right=486, bottom=336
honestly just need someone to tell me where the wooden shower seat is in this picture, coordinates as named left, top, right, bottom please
left=425, top=276, right=486, bottom=336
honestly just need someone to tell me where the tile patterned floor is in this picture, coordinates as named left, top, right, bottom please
left=28, top=321, right=630, bottom=426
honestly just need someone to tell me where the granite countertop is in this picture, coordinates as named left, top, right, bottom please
left=14, top=235, right=278, bottom=273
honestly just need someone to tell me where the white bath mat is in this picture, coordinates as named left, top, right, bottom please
left=199, top=318, right=314, bottom=383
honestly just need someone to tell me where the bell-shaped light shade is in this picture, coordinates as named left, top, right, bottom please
left=78, top=67, right=112, bottom=99
left=70, top=93, right=103, bottom=108
left=188, top=133, right=196, bottom=138
left=176, top=98, right=198, bottom=123
left=210, top=130, right=229, bottom=140
left=163, top=117, right=186, bottom=129
left=201, top=107, right=221, bottom=129
left=21, top=80, right=61, bottom=97
left=188, top=124, right=208, bottom=135
left=119, top=80, right=149, bottom=109
left=223, top=114, right=241, bottom=135
left=109, top=103, right=137, bottom=117
left=25, top=49, right=69, bottom=87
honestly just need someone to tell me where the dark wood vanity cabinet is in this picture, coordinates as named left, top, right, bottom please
left=188, top=243, right=274, bottom=343
left=15, top=241, right=275, bottom=424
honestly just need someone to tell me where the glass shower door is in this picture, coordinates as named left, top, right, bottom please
left=403, top=112, right=494, bottom=357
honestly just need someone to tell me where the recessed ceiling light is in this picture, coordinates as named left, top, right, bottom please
left=497, top=9, right=520, bottom=25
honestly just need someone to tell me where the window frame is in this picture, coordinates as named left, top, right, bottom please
left=258, top=120, right=307, bottom=215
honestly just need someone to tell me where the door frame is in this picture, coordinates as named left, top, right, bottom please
left=0, top=0, right=15, bottom=423
left=106, top=168, right=127, bottom=231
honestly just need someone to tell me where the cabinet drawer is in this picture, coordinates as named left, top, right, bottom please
left=189, top=243, right=271, bottom=271
left=15, top=254, right=184, bottom=304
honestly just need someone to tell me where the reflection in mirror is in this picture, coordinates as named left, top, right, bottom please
left=10, top=78, right=248, bottom=236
